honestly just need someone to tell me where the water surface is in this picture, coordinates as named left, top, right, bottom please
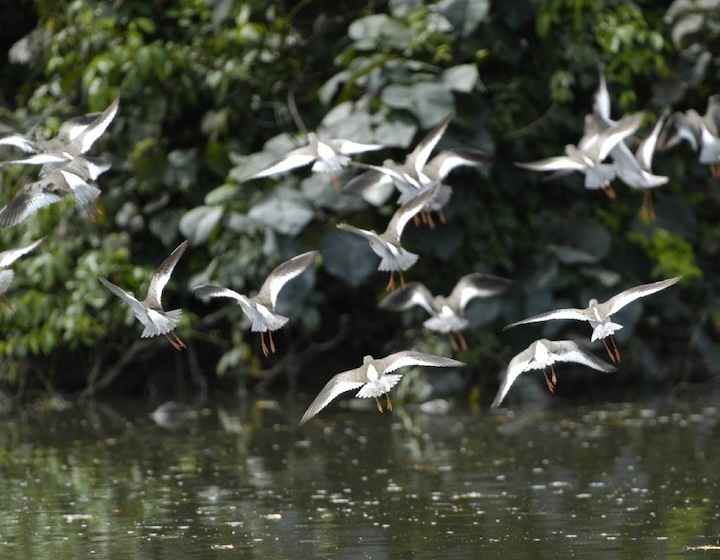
left=0, top=393, right=718, bottom=559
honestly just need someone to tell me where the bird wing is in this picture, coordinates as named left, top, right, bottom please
left=192, top=284, right=247, bottom=303
left=427, top=148, right=491, bottom=180
left=99, top=277, right=148, bottom=318
left=0, top=178, right=64, bottom=228
left=490, top=345, right=536, bottom=408
left=550, top=340, right=617, bottom=372
left=328, top=139, right=384, bottom=155
left=604, top=276, right=681, bottom=316
left=0, top=134, right=36, bottom=153
left=515, top=156, right=587, bottom=172
left=243, top=147, right=316, bottom=180
left=336, top=223, right=382, bottom=245
left=374, top=350, right=464, bottom=374
left=0, top=270, right=14, bottom=295
left=636, top=109, right=668, bottom=170
left=145, top=240, right=189, bottom=308
left=0, top=153, right=71, bottom=167
left=450, top=273, right=514, bottom=311
left=407, top=111, right=454, bottom=174
left=593, top=71, right=612, bottom=123
left=62, top=98, right=120, bottom=154
left=590, top=112, right=644, bottom=162
left=378, top=282, right=436, bottom=315
left=342, top=168, right=394, bottom=194
left=386, top=185, right=438, bottom=239
left=258, top=250, right=318, bottom=307
left=503, top=308, right=590, bottom=330
left=0, top=238, right=43, bottom=268
left=299, top=368, right=366, bottom=425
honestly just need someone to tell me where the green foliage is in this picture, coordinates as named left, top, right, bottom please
left=0, top=0, right=715, bottom=400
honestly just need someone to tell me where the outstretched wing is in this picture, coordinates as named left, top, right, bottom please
left=503, top=307, right=589, bottom=330
left=0, top=178, right=64, bottom=228
left=550, top=340, right=616, bottom=372
left=146, top=240, right=189, bottom=308
left=450, top=273, right=514, bottom=311
left=386, top=185, right=438, bottom=239
left=258, top=250, right=318, bottom=307
left=374, top=350, right=464, bottom=375
left=99, top=277, right=147, bottom=319
left=604, top=276, right=681, bottom=316
left=378, top=282, right=435, bottom=315
left=299, top=368, right=365, bottom=425
left=0, top=237, right=43, bottom=268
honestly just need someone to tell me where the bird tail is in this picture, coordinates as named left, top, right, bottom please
left=252, top=313, right=288, bottom=332
left=590, top=322, right=622, bottom=341
left=379, top=249, right=417, bottom=272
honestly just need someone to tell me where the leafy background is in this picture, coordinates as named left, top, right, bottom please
left=0, top=0, right=717, bottom=405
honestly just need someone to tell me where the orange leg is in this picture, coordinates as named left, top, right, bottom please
left=261, top=332, right=270, bottom=357
left=374, top=396, right=383, bottom=412
left=640, top=191, right=655, bottom=222
left=413, top=215, right=421, bottom=227
left=425, top=211, right=436, bottom=229
left=610, top=335, right=621, bottom=362
left=457, top=331, right=468, bottom=350
left=385, top=393, right=393, bottom=411
left=602, top=185, right=617, bottom=199
left=711, top=164, right=720, bottom=178
left=399, top=270, right=406, bottom=289
left=602, top=338, right=616, bottom=363
left=268, top=330, right=276, bottom=353
left=438, top=209, right=446, bottom=224
left=449, top=334, right=459, bottom=352
left=543, top=368, right=555, bottom=393
left=165, top=333, right=186, bottom=350
left=386, top=272, right=396, bottom=292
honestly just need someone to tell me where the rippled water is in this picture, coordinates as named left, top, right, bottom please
left=0, top=392, right=719, bottom=559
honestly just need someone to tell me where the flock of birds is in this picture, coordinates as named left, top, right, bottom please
left=1, top=67, right=709, bottom=422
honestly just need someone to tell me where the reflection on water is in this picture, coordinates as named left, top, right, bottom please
left=0, top=393, right=719, bottom=559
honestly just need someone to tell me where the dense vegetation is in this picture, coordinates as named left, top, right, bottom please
left=0, top=0, right=718, bottom=405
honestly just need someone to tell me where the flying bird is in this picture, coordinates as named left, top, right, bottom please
left=344, top=112, right=491, bottom=226
left=99, top=240, right=189, bottom=350
left=490, top=338, right=616, bottom=408
left=0, top=98, right=119, bottom=167
left=0, top=156, right=110, bottom=227
left=516, top=112, right=644, bottom=198
left=300, top=350, right=465, bottom=424
left=379, top=273, right=514, bottom=350
left=192, top=250, right=319, bottom=357
left=504, top=276, right=681, bottom=362
left=242, top=131, right=383, bottom=184
left=0, top=237, right=43, bottom=308
left=336, top=185, right=437, bottom=291
left=611, top=110, right=669, bottom=220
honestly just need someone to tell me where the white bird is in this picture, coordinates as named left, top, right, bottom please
left=0, top=98, right=119, bottom=167
left=336, top=185, right=437, bottom=291
left=192, top=250, right=318, bottom=357
left=0, top=155, right=110, bottom=228
left=344, top=112, right=491, bottom=226
left=242, top=131, right=383, bottom=184
left=611, top=110, right=670, bottom=220
left=0, top=237, right=43, bottom=306
left=378, top=273, right=514, bottom=350
left=299, top=350, right=465, bottom=424
left=490, top=339, right=617, bottom=409
left=592, top=71, right=669, bottom=218
left=516, top=112, right=644, bottom=197
left=99, top=240, right=189, bottom=350
left=504, top=276, right=681, bottom=362
left=657, top=95, right=720, bottom=177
